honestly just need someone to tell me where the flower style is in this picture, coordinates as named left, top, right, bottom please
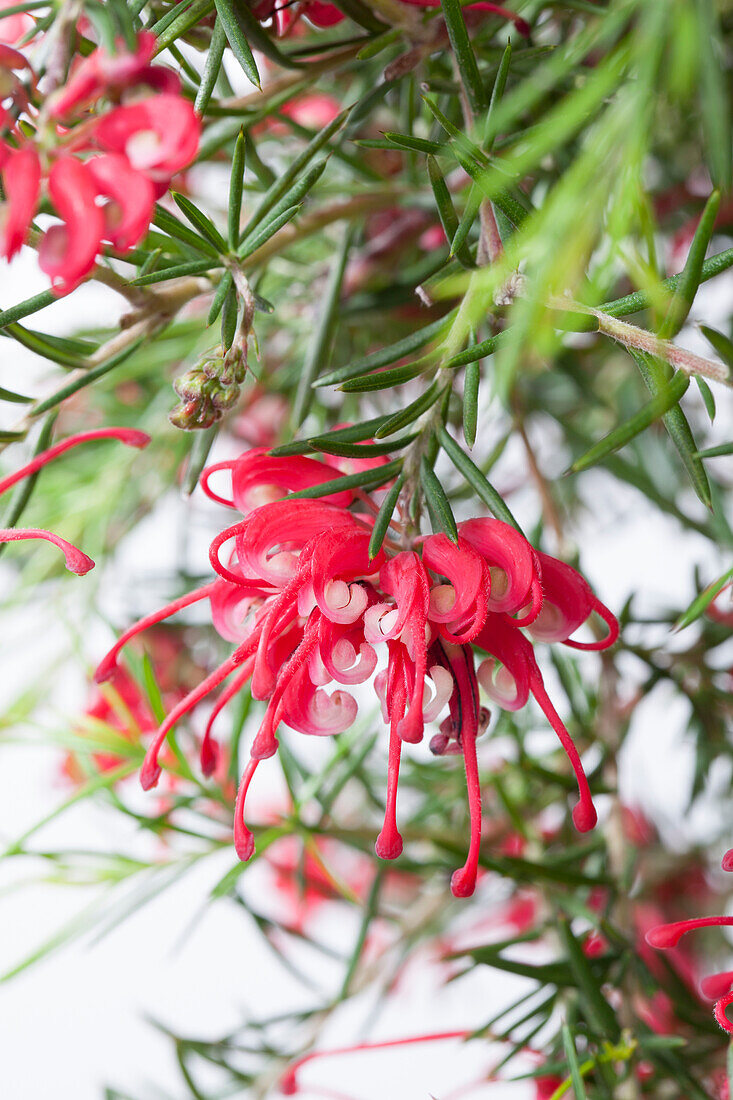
left=0, top=427, right=149, bottom=571
left=95, top=446, right=617, bottom=899
left=645, top=852, right=733, bottom=1033
left=0, top=31, right=199, bottom=293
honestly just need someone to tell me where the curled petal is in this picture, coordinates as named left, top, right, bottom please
left=422, top=664, right=454, bottom=722
left=319, top=618, right=377, bottom=685
left=210, top=581, right=267, bottom=643
left=230, top=450, right=354, bottom=513
left=40, top=158, right=104, bottom=296
left=283, top=673, right=358, bottom=737
left=423, top=533, right=489, bottom=642
left=459, top=518, right=540, bottom=618
left=528, top=552, right=618, bottom=651
left=311, top=528, right=377, bottom=623
left=715, top=990, right=733, bottom=1033
left=210, top=500, right=359, bottom=588
left=0, top=528, right=94, bottom=574
left=0, top=145, right=40, bottom=259
left=476, top=655, right=529, bottom=710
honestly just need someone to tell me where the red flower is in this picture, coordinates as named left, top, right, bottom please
left=94, top=94, right=201, bottom=186
left=95, top=448, right=617, bottom=898
left=39, top=157, right=105, bottom=294
left=0, top=144, right=41, bottom=260
left=47, top=31, right=163, bottom=119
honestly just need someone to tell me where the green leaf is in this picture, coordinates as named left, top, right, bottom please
left=270, top=415, right=390, bottom=454
left=237, top=204, right=302, bottom=260
left=208, top=271, right=234, bottom=325
left=172, top=192, right=228, bottom=254
left=438, top=425, right=522, bottom=531
left=369, top=473, right=404, bottom=560
left=2, top=322, right=90, bottom=368
left=152, top=0, right=215, bottom=55
left=696, top=441, right=733, bottom=459
left=194, top=16, right=226, bottom=114
left=339, top=358, right=432, bottom=393
left=240, top=108, right=349, bottom=238
left=238, top=158, right=328, bottom=258
left=183, top=425, right=220, bottom=495
left=570, top=370, right=690, bottom=472
left=463, top=358, right=479, bottom=448
left=152, top=204, right=220, bottom=257
left=293, top=225, right=354, bottom=426
left=0, top=290, right=57, bottom=329
left=696, top=376, right=716, bottom=422
left=700, top=323, right=733, bottom=375
left=658, top=190, right=720, bottom=339
left=382, top=131, right=445, bottom=155
left=557, top=917, right=619, bottom=1037
left=228, top=128, right=246, bottom=250
left=444, top=332, right=504, bottom=370
left=421, top=455, right=458, bottom=542
left=374, top=380, right=441, bottom=437
left=629, top=349, right=712, bottom=509
left=450, top=186, right=481, bottom=259
left=561, top=1024, right=588, bottom=1100
left=484, top=40, right=512, bottom=154
left=309, top=435, right=416, bottom=459
left=0, top=386, right=32, bottom=404
left=674, top=564, right=733, bottom=631
left=439, top=0, right=487, bottom=116
left=427, top=156, right=474, bottom=269
left=318, top=313, right=454, bottom=388
left=286, top=459, right=403, bottom=501
left=32, top=338, right=146, bottom=417
left=213, top=0, right=261, bottom=88
left=601, top=247, right=733, bottom=318
left=132, top=258, right=220, bottom=286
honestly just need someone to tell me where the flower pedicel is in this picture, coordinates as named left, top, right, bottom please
left=95, top=446, right=618, bottom=899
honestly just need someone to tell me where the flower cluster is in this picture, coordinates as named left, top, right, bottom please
left=0, top=31, right=199, bottom=294
left=95, top=446, right=617, bottom=899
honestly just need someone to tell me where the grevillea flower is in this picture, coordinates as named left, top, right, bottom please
left=0, top=427, right=149, bottom=571
left=0, top=34, right=198, bottom=292
left=94, top=94, right=201, bottom=187
left=95, top=446, right=617, bottom=898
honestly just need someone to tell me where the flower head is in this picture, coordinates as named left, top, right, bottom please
left=95, top=447, right=617, bottom=898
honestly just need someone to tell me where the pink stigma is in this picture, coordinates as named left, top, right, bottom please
left=645, top=916, right=733, bottom=950
left=722, top=848, right=733, bottom=872
left=0, top=528, right=95, bottom=574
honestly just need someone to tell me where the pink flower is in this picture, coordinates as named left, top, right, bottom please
left=95, top=448, right=617, bottom=898
left=0, top=1, right=35, bottom=44
left=0, top=143, right=41, bottom=259
left=39, top=157, right=105, bottom=294
left=94, top=94, right=201, bottom=186
left=85, top=153, right=155, bottom=252
left=47, top=31, right=164, bottom=119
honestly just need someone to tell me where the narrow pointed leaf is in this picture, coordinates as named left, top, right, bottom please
left=369, top=473, right=405, bottom=560
left=287, top=459, right=402, bottom=502
left=228, top=129, right=246, bottom=250
left=571, top=371, right=690, bottom=472
left=463, top=358, right=480, bottom=447
left=674, top=564, right=733, bottom=631
left=214, top=0, right=261, bottom=88
left=172, top=192, right=227, bottom=253
left=194, top=17, right=226, bottom=114
left=421, top=456, right=458, bottom=542
left=629, top=349, right=712, bottom=508
left=658, top=190, right=720, bottom=339
left=439, top=0, right=487, bottom=115
left=561, top=1025, right=588, bottom=1100
left=427, top=156, right=474, bottom=269
left=438, top=426, right=521, bottom=531
left=374, top=380, right=441, bottom=438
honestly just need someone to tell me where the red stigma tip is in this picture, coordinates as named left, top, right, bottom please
left=140, top=760, right=162, bottom=790
left=234, top=824, right=255, bottom=862
left=375, top=830, right=403, bottom=860
left=722, top=848, right=733, bottom=872
left=450, top=868, right=477, bottom=898
left=200, top=737, right=219, bottom=777
left=572, top=802, right=597, bottom=832
left=645, top=925, right=684, bottom=950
